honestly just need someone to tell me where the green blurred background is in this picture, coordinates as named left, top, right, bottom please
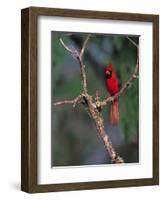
left=51, top=32, right=139, bottom=166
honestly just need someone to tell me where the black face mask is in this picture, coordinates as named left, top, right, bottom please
left=105, top=70, right=112, bottom=79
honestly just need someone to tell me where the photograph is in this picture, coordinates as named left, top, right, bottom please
left=52, top=32, right=139, bottom=167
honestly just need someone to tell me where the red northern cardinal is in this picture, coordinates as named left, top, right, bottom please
left=105, top=64, right=120, bottom=126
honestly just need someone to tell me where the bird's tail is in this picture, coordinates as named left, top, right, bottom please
left=110, top=99, right=119, bottom=126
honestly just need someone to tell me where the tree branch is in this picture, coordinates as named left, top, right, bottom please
left=126, top=36, right=139, bottom=48
left=80, top=34, right=91, bottom=57
left=59, top=38, right=78, bottom=55
left=53, top=95, right=82, bottom=107
left=86, top=95, right=124, bottom=163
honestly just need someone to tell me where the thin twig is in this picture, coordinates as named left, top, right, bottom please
left=54, top=95, right=82, bottom=107
left=126, top=36, right=139, bottom=48
left=80, top=34, right=91, bottom=57
left=59, top=38, right=78, bottom=55
left=79, top=34, right=91, bottom=94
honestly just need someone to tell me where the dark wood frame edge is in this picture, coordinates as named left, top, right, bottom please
left=21, top=7, right=159, bottom=193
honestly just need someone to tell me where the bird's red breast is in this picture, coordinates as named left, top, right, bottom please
left=105, top=64, right=119, bottom=95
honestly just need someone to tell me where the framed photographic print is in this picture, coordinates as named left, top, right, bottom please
left=21, top=7, right=159, bottom=193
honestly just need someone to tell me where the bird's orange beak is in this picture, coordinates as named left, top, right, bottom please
left=105, top=70, right=111, bottom=75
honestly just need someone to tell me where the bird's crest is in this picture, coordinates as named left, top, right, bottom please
left=106, top=64, right=113, bottom=71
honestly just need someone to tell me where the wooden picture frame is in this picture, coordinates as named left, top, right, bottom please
left=21, top=7, right=159, bottom=193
